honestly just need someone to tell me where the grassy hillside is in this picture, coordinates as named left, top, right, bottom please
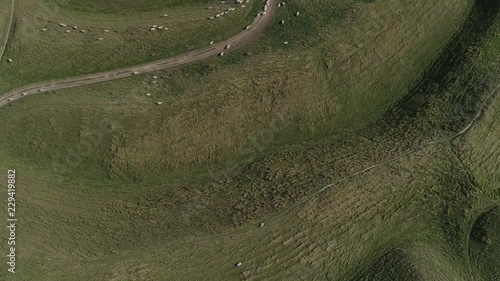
left=354, top=249, right=424, bottom=281
left=459, top=86, right=500, bottom=199
left=1, top=0, right=500, bottom=280
left=0, top=144, right=484, bottom=280
left=51, top=0, right=217, bottom=14
left=0, top=0, right=13, bottom=58
left=0, top=0, right=262, bottom=93
left=455, top=2, right=500, bottom=200
left=470, top=207, right=500, bottom=281
left=0, top=0, right=473, bottom=180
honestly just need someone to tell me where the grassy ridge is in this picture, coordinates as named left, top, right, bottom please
left=0, top=0, right=261, bottom=93
left=0, top=145, right=477, bottom=280
left=461, top=90, right=500, bottom=199
left=354, top=249, right=423, bottom=281
left=0, top=0, right=468, bottom=179
left=457, top=3, right=500, bottom=200
left=0, top=0, right=474, bottom=236
left=0, top=0, right=13, bottom=58
left=2, top=0, right=500, bottom=280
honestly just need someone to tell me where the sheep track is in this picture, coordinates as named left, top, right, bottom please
left=0, top=0, right=276, bottom=107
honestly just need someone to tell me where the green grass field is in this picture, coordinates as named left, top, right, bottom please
left=470, top=207, right=500, bottom=281
left=51, top=0, right=217, bottom=13
left=0, top=0, right=13, bottom=58
left=0, top=0, right=261, bottom=93
left=1, top=0, right=500, bottom=280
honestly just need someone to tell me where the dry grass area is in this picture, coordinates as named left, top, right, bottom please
left=0, top=0, right=474, bottom=183
left=2, top=0, right=469, bottom=180
left=460, top=91, right=500, bottom=199
left=454, top=8, right=500, bottom=200
left=0, top=0, right=13, bottom=58
left=2, top=0, right=500, bottom=280
left=0, top=145, right=482, bottom=280
left=469, top=207, right=500, bottom=281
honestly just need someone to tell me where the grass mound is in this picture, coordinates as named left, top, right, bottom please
left=354, top=249, right=423, bottom=281
left=469, top=207, right=500, bottom=281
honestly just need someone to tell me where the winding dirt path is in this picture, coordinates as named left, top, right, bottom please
left=0, top=0, right=276, bottom=107
left=0, top=0, right=15, bottom=62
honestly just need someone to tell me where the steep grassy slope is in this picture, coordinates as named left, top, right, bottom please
left=460, top=89, right=500, bottom=199
left=0, top=0, right=13, bottom=58
left=0, top=0, right=476, bottom=248
left=2, top=0, right=500, bottom=280
left=52, top=0, right=216, bottom=13
left=354, top=240, right=475, bottom=281
left=456, top=5, right=500, bottom=200
left=354, top=249, right=424, bottom=281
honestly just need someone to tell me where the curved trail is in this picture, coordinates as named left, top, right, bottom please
left=0, top=0, right=15, bottom=62
left=0, top=0, right=276, bottom=107
left=270, top=83, right=500, bottom=220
